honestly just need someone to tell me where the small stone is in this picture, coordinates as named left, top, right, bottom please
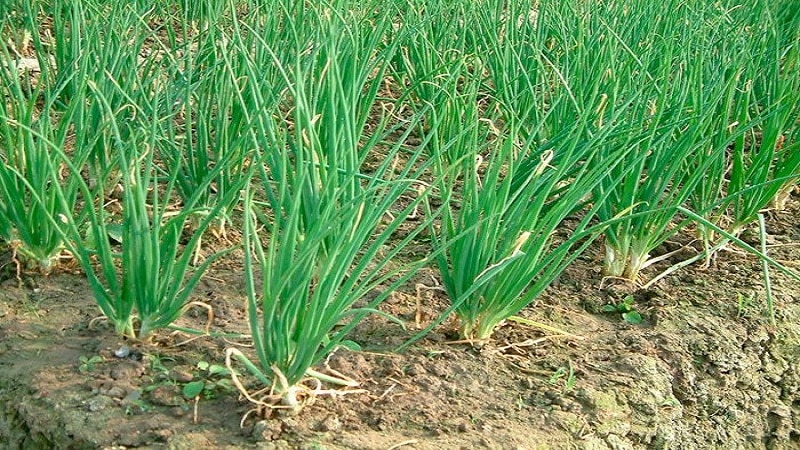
left=89, top=380, right=132, bottom=399
left=169, top=368, right=194, bottom=383
left=405, top=363, right=427, bottom=376
left=103, top=385, right=128, bottom=399
left=153, top=428, right=174, bottom=441
left=110, top=360, right=145, bottom=380
left=606, top=433, right=634, bottom=450
left=256, top=441, right=291, bottom=450
left=86, top=395, right=114, bottom=412
left=479, top=437, right=495, bottom=448
left=416, top=375, right=442, bottom=391
left=113, top=345, right=130, bottom=358
left=299, top=444, right=328, bottom=450
left=253, top=419, right=283, bottom=440
left=316, top=415, right=342, bottom=432
left=148, top=384, right=186, bottom=407
left=280, top=417, right=300, bottom=429
left=769, top=404, right=792, bottom=418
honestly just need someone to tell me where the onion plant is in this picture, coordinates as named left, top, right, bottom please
left=225, top=3, right=436, bottom=414
left=388, top=0, right=479, bottom=114
left=156, top=0, right=308, bottom=241
left=724, top=10, right=800, bottom=235
left=0, top=1, right=31, bottom=55
left=580, top=0, right=770, bottom=282
left=15, top=1, right=254, bottom=337
left=668, top=0, right=800, bottom=272
left=154, top=24, right=252, bottom=240
left=180, top=0, right=226, bottom=31
left=417, top=46, right=638, bottom=341
left=473, top=0, right=548, bottom=130
left=434, top=132, right=637, bottom=341
left=594, top=98, right=729, bottom=281
left=54, top=80, right=251, bottom=339
left=49, top=0, right=162, bottom=190
left=393, top=0, right=652, bottom=342
left=0, top=28, right=82, bottom=272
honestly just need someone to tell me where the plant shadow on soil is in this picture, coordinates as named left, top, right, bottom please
left=1, top=196, right=800, bottom=450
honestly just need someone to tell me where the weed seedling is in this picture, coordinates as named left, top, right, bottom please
left=124, top=398, right=151, bottom=415
left=602, top=296, right=643, bottom=325
left=145, top=354, right=174, bottom=377
left=736, top=292, right=756, bottom=318
left=182, top=361, right=234, bottom=400
left=78, top=355, right=104, bottom=373
left=548, top=360, right=577, bottom=393
left=516, top=395, right=527, bottom=410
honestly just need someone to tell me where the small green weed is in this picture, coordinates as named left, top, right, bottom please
left=602, top=296, right=643, bottom=325
left=182, top=361, right=234, bottom=400
left=548, top=360, right=577, bottom=393
left=736, top=292, right=756, bottom=318
left=78, top=355, right=104, bottom=373
left=516, top=395, right=527, bottom=410
left=124, top=398, right=151, bottom=415
left=145, top=353, right=174, bottom=376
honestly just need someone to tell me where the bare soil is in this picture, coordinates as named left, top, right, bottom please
left=1, top=196, right=800, bottom=450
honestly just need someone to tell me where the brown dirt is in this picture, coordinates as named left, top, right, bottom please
left=1, top=196, right=800, bottom=450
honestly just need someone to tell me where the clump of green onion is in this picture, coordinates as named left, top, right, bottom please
left=0, top=19, right=80, bottom=273
left=412, top=43, right=636, bottom=342
left=226, top=4, right=436, bottom=414
left=13, top=3, right=254, bottom=338
left=658, top=0, right=800, bottom=278
left=153, top=16, right=255, bottom=246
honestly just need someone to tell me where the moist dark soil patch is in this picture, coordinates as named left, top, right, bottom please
left=1, top=198, right=800, bottom=450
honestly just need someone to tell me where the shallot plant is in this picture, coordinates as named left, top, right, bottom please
left=153, top=19, right=254, bottom=241
left=49, top=0, right=161, bottom=190
left=225, top=3, right=436, bottom=414
left=415, top=46, right=637, bottom=341
left=657, top=0, right=800, bottom=278
left=577, top=1, right=675, bottom=281
left=429, top=125, right=637, bottom=341
left=59, top=81, right=250, bottom=339
left=401, top=0, right=656, bottom=342
left=724, top=6, right=800, bottom=235
left=13, top=4, right=253, bottom=338
left=0, top=18, right=85, bottom=272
